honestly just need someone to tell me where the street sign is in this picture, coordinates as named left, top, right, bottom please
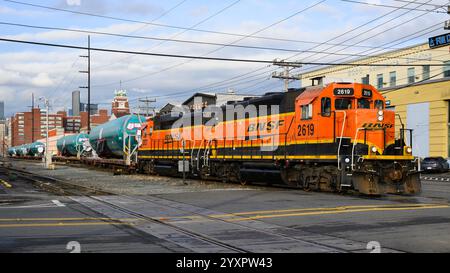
left=428, top=33, right=450, bottom=49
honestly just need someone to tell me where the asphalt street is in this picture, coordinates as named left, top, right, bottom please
left=1, top=160, right=449, bottom=253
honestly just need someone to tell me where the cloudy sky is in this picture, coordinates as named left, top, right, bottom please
left=0, top=0, right=448, bottom=116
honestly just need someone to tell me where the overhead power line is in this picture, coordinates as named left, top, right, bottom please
left=128, top=0, right=448, bottom=102
left=0, top=21, right=401, bottom=56
left=341, top=0, right=448, bottom=13
left=2, top=37, right=448, bottom=68
left=2, top=21, right=440, bottom=60
left=92, top=0, right=243, bottom=71
left=91, top=0, right=327, bottom=88
left=2, top=0, right=407, bottom=51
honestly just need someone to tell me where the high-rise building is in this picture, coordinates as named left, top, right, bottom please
left=80, top=103, right=98, bottom=115
left=0, top=101, right=5, bottom=120
left=72, top=90, right=80, bottom=116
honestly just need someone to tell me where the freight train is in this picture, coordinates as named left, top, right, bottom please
left=137, top=82, right=421, bottom=195
left=8, top=142, right=45, bottom=157
left=8, top=82, right=421, bottom=195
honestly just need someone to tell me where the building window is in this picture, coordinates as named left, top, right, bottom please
left=361, top=75, right=369, bottom=85
left=376, top=74, right=383, bottom=89
left=389, top=71, right=396, bottom=87
left=444, top=61, right=450, bottom=77
left=423, top=65, right=430, bottom=80
left=407, top=67, right=415, bottom=84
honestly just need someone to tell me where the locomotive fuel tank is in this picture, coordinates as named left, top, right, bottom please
left=89, top=115, right=145, bottom=158
left=57, top=133, right=90, bottom=156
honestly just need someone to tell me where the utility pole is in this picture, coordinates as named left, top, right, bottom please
left=138, top=97, right=156, bottom=117
left=39, top=97, right=51, bottom=169
left=444, top=6, right=450, bottom=29
left=28, top=93, right=35, bottom=142
left=271, top=59, right=302, bottom=92
left=79, top=35, right=91, bottom=133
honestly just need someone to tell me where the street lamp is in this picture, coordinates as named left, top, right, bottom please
left=39, top=96, right=51, bottom=169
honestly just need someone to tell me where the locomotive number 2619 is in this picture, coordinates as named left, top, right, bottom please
left=297, top=124, right=315, bottom=136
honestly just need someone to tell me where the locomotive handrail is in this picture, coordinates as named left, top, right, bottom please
left=351, top=127, right=364, bottom=171
left=335, top=110, right=347, bottom=171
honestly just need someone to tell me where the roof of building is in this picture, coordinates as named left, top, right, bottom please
left=300, top=42, right=429, bottom=78
left=182, top=92, right=260, bottom=106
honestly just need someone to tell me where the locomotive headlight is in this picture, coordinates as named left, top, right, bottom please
left=377, top=110, right=384, bottom=121
left=371, top=146, right=378, bottom=153
left=344, top=158, right=350, bottom=163
left=406, top=146, right=412, bottom=154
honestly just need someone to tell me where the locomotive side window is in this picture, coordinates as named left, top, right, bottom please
left=357, top=99, right=370, bottom=109
left=335, top=98, right=353, bottom=110
left=375, top=100, right=384, bottom=109
left=321, top=97, right=331, bottom=116
left=301, top=104, right=313, bottom=120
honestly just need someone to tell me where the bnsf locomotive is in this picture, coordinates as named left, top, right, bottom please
left=137, top=82, right=421, bottom=195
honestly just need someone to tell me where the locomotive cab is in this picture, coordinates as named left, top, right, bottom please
left=294, top=82, right=420, bottom=195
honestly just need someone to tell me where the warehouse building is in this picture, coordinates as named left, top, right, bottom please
left=298, top=42, right=450, bottom=158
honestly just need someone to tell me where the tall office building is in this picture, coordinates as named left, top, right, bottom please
left=0, top=101, right=4, bottom=120
left=80, top=103, right=99, bottom=115
left=72, top=90, right=80, bottom=116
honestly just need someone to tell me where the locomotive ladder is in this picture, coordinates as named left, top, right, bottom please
left=203, top=139, right=213, bottom=168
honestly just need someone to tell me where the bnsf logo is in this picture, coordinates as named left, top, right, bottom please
left=247, top=120, right=285, bottom=132
left=362, top=123, right=394, bottom=129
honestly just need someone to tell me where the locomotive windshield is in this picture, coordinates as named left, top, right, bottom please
left=335, top=98, right=353, bottom=110
left=357, top=99, right=370, bottom=109
left=375, top=100, right=384, bottom=109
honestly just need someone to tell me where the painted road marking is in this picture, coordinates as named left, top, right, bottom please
left=52, top=200, right=65, bottom=207
left=227, top=204, right=450, bottom=222
left=0, top=179, right=12, bottom=188
left=156, top=203, right=450, bottom=223
left=0, top=217, right=136, bottom=222
left=0, top=201, right=69, bottom=209
left=0, top=222, right=134, bottom=228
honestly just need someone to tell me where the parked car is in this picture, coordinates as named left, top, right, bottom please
left=421, top=157, right=449, bottom=173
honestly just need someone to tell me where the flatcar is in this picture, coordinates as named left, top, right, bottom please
left=138, top=82, right=421, bottom=195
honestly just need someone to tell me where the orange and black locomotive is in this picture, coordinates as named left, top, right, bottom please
left=138, top=82, right=421, bottom=195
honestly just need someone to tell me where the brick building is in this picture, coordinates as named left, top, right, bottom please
left=10, top=108, right=64, bottom=146
left=10, top=108, right=110, bottom=146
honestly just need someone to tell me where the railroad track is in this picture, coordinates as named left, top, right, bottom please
left=1, top=165, right=248, bottom=253
left=7, top=158, right=442, bottom=205
left=1, top=164, right=407, bottom=253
